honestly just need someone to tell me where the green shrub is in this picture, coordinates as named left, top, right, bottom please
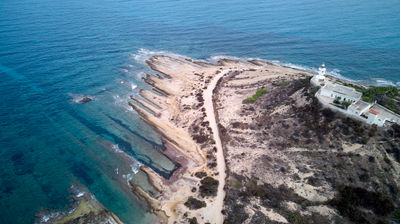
left=188, top=217, right=198, bottom=224
left=394, top=208, right=400, bottom=220
left=243, top=89, right=268, bottom=104
left=184, top=197, right=206, bottom=209
left=361, top=86, right=399, bottom=103
left=333, top=98, right=341, bottom=104
left=329, top=185, right=395, bottom=222
left=341, top=100, right=352, bottom=109
left=279, top=81, right=289, bottom=87
left=199, top=177, right=219, bottom=197
left=194, top=171, right=207, bottom=179
left=288, top=212, right=306, bottom=224
left=310, top=86, right=320, bottom=95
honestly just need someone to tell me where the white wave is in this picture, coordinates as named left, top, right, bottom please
left=131, top=48, right=190, bottom=65
left=68, top=207, right=77, bottom=214
left=130, top=160, right=142, bottom=174
left=111, top=144, right=123, bottom=153
left=41, top=215, right=50, bottom=223
left=132, top=50, right=399, bottom=88
left=112, top=94, right=133, bottom=112
left=261, top=59, right=365, bottom=84
left=120, top=68, right=129, bottom=74
left=372, top=78, right=397, bottom=86
left=39, top=212, right=59, bottom=223
left=121, top=158, right=142, bottom=183
left=116, top=77, right=139, bottom=91
left=122, top=173, right=134, bottom=181
left=207, top=55, right=243, bottom=64
left=272, top=60, right=315, bottom=72
left=135, top=71, right=145, bottom=79
left=68, top=93, right=95, bottom=104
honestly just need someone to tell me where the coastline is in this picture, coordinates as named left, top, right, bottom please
left=127, top=54, right=316, bottom=223
left=126, top=52, right=400, bottom=224
left=129, top=55, right=226, bottom=223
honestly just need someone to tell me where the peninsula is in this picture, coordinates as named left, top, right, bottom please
left=129, top=55, right=400, bottom=224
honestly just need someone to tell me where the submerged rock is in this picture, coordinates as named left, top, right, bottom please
left=68, top=93, right=94, bottom=104
left=79, top=96, right=93, bottom=103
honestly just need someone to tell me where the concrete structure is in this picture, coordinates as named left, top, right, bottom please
left=348, top=100, right=372, bottom=116
left=311, top=63, right=400, bottom=127
left=311, top=63, right=326, bottom=86
left=366, top=104, right=400, bottom=126
left=319, top=83, right=362, bottom=103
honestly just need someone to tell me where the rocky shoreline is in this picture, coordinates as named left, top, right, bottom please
left=36, top=185, right=124, bottom=224
left=128, top=55, right=232, bottom=224
left=44, top=54, right=400, bottom=224
left=127, top=54, right=400, bottom=224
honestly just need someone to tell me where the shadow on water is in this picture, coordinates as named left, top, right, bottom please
left=65, top=107, right=179, bottom=179
left=106, top=114, right=165, bottom=150
left=70, top=162, right=95, bottom=185
left=0, top=64, right=44, bottom=94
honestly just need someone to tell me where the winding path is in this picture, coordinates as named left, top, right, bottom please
left=203, top=70, right=228, bottom=224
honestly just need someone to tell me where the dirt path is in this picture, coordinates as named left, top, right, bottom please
left=202, top=70, right=228, bottom=224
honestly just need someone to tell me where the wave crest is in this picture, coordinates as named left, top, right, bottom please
left=131, top=48, right=189, bottom=65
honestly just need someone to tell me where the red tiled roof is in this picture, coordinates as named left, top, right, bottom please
left=369, top=109, right=379, bottom=115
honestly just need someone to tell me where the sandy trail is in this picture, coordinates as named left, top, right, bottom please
left=202, top=70, right=228, bottom=224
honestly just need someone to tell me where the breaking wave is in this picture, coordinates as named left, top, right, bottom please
left=121, top=160, right=142, bottom=182
left=207, top=54, right=399, bottom=87
left=131, top=48, right=190, bottom=65
left=130, top=48, right=399, bottom=89
left=111, top=144, right=123, bottom=153
left=67, top=93, right=95, bottom=104
left=112, top=94, right=133, bottom=112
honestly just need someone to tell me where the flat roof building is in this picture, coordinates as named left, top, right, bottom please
left=320, top=83, right=362, bottom=103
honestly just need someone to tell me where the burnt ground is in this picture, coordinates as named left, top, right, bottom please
left=214, top=72, right=400, bottom=224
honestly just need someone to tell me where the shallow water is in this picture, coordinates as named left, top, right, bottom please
left=0, top=0, right=399, bottom=223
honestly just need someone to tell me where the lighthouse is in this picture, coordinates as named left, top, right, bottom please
left=311, top=63, right=327, bottom=86
left=317, top=63, right=326, bottom=79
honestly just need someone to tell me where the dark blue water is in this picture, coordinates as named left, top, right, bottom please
left=0, top=0, right=399, bottom=223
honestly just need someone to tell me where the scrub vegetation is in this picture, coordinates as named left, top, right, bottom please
left=242, top=89, right=268, bottom=104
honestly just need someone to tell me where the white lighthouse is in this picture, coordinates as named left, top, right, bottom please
left=311, top=63, right=327, bottom=86
left=317, top=63, right=326, bottom=79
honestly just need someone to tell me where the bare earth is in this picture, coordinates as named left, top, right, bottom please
left=202, top=69, right=228, bottom=223
left=213, top=60, right=400, bottom=224
left=129, top=55, right=400, bottom=224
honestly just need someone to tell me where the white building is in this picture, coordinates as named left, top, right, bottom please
left=319, top=83, right=362, bottom=103
left=366, top=104, right=400, bottom=126
left=348, top=100, right=372, bottom=116
left=311, top=63, right=400, bottom=127
left=311, top=63, right=326, bottom=86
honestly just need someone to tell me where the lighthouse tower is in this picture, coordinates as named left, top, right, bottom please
left=317, top=63, right=326, bottom=80
left=311, top=63, right=327, bottom=86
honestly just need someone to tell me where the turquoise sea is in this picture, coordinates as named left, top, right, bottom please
left=0, top=0, right=399, bottom=223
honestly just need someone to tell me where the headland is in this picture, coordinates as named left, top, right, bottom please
left=129, top=54, right=400, bottom=224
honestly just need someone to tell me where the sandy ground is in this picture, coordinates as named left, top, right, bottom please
left=128, top=56, right=285, bottom=224
left=213, top=61, right=400, bottom=223
left=201, top=70, right=228, bottom=223
left=130, top=56, right=230, bottom=224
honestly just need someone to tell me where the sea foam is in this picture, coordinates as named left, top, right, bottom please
left=131, top=48, right=189, bottom=65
